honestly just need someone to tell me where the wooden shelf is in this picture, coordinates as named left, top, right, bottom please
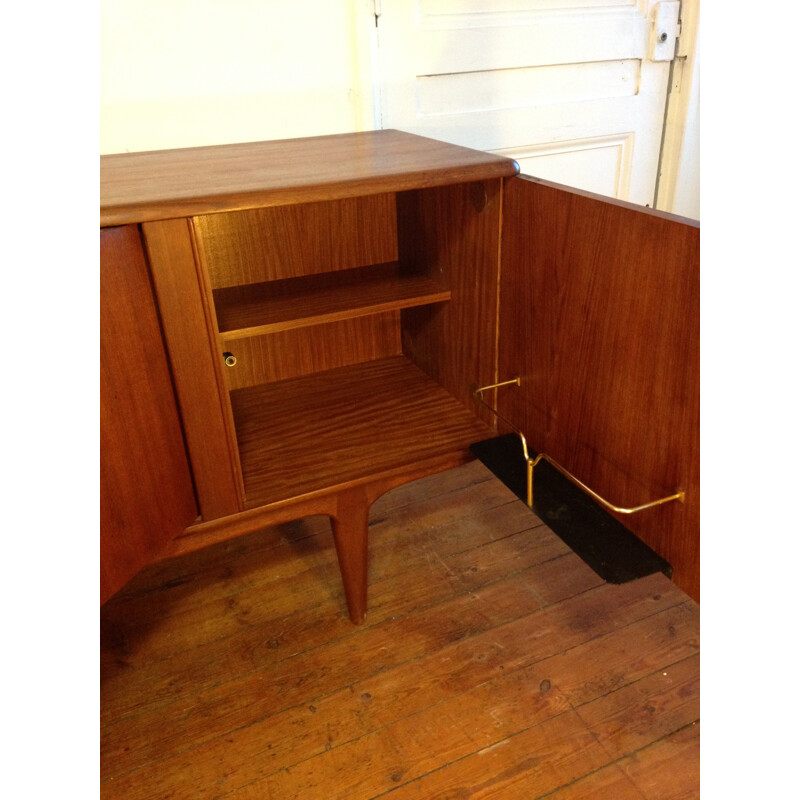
left=214, top=263, right=451, bottom=340
left=230, top=356, right=492, bottom=509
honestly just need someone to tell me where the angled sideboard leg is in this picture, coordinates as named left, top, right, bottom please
left=330, top=486, right=371, bottom=625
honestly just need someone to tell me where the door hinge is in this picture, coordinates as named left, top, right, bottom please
left=649, top=1, right=681, bottom=61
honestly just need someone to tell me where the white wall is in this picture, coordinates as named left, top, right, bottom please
left=100, top=0, right=376, bottom=154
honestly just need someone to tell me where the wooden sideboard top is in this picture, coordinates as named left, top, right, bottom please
left=100, top=129, right=519, bottom=227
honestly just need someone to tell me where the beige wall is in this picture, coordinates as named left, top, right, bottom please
left=100, top=0, right=375, bottom=154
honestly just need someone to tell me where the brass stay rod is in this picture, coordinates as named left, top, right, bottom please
left=473, top=379, right=684, bottom=514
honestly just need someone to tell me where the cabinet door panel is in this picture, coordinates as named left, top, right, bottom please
left=499, top=175, right=699, bottom=600
left=101, top=225, right=199, bottom=604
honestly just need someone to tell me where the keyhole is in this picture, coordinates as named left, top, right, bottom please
left=658, top=31, right=668, bottom=43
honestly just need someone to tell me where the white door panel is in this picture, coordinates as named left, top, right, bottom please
left=416, top=60, right=641, bottom=117
left=412, top=16, right=648, bottom=73
left=496, top=134, right=635, bottom=199
left=376, top=0, right=678, bottom=206
left=423, top=0, right=637, bottom=11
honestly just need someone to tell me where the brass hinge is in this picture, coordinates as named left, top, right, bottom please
left=650, top=1, right=681, bottom=62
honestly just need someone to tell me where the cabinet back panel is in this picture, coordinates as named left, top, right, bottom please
left=193, top=194, right=398, bottom=288
left=221, top=312, right=402, bottom=390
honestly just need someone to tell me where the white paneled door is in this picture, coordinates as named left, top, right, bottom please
left=375, top=0, right=682, bottom=206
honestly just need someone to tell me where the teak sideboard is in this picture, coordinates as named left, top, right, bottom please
left=100, top=130, right=699, bottom=620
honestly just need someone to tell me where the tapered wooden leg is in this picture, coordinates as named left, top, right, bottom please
left=330, top=487, right=371, bottom=624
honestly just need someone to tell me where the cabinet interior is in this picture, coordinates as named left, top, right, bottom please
left=190, top=181, right=501, bottom=509
left=101, top=130, right=699, bottom=604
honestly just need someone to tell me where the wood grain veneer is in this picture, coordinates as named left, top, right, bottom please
left=100, top=226, right=198, bottom=604
left=100, top=131, right=700, bottom=623
left=499, top=175, right=700, bottom=600
left=213, top=262, right=450, bottom=340
left=142, top=218, right=244, bottom=519
left=220, top=313, right=402, bottom=390
left=398, top=180, right=504, bottom=426
left=165, top=451, right=482, bottom=561
left=193, top=194, right=398, bottom=288
left=230, top=356, right=493, bottom=509
left=100, top=130, right=519, bottom=226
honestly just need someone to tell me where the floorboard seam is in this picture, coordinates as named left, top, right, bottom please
left=100, top=549, right=590, bottom=732
left=111, top=599, right=695, bottom=796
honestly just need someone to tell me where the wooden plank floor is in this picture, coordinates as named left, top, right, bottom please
left=100, top=461, right=699, bottom=800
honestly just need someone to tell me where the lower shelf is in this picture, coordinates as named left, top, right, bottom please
left=230, top=356, right=492, bottom=509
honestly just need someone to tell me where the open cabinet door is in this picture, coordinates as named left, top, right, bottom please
left=101, top=226, right=199, bottom=604
left=497, top=175, right=699, bottom=600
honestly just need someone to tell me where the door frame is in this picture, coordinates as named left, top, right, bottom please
left=656, top=0, right=700, bottom=218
